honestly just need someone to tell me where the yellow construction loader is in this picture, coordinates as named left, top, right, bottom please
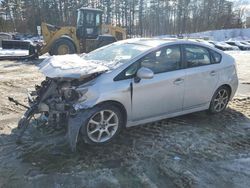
left=40, top=7, right=126, bottom=55
left=0, top=7, right=126, bottom=60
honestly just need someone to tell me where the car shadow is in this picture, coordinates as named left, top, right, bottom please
left=0, top=104, right=249, bottom=170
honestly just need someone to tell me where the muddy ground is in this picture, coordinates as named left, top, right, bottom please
left=0, top=52, right=250, bottom=188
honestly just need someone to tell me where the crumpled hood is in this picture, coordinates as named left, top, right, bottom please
left=38, top=54, right=110, bottom=79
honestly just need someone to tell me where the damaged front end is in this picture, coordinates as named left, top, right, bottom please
left=10, top=54, right=113, bottom=151
left=11, top=54, right=112, bottom=151
left=15, top=73, right=101, bottom=151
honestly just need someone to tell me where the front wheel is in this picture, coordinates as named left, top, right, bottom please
left=50, top=38, right=76, bottom=55
left=209, top=86, right=230, bottom=114
left=80, top=104, right=124, bottom=145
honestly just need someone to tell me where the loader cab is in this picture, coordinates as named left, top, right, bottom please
left=76, top=8, right=103, bottom=39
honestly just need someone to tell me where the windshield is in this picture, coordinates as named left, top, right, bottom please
left=83, top=42, right=151, bottom=66
left=77, top=11, right=83, bottom=26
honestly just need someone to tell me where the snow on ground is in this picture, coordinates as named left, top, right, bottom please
left=186, top=28, right=250, bottom=41
left=157, top=28, right=250, bottom=41
left=226, top=51, right=250, bottom=97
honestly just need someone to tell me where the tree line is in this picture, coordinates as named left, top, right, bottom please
left=0, top=0, right=245, bottom=37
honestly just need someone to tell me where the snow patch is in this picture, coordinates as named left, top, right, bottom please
left=39, top=54, right=109, bottom=79
left=186, top=28, right=250, bottom=41
left=157, top=28, right=250, bottom=41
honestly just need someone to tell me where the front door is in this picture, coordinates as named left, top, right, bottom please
left=131, top=45, right=186, bottom=121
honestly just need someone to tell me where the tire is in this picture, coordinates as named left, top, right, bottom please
left=208, top=86, right=230, bottom=114
left=50, top=38, right=76, bottom=55
left=80, top=104, right=124, bottom=145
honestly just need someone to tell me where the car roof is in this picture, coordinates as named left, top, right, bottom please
left=119, top=38, right=176, bottom=47
left=120, top=38, right=217, bottom=50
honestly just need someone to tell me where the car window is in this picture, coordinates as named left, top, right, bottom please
left=210, top=50, right=222, bottom=64
left=96, top=14, right=101, bottom=26
left=140, top=46, right=181, bottom=74
left=86, top=12, right=95, bottom=26
left=184, top=45, right=211, bottom=68
left=114, top=61, right=140, bottom=81
left=114, top=45, right=181, bottom=81
left=125, top=61, right=140, bottom=77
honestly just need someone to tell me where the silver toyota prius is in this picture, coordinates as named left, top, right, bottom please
left=19, top=38, right=238, bottom=150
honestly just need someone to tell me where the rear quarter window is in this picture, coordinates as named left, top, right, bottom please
left=210, top=50, right=222, bottom=64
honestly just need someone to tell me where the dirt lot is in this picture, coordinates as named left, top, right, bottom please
left=0, top=52, right=250, bottom=188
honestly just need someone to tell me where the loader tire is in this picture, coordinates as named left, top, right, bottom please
left=50, top=38, right=76, bottom=55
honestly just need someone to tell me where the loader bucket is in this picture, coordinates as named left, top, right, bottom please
left=0, top=40, right=39, bottom=60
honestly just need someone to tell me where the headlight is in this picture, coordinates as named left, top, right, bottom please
left=63, top=88, right=79, bottom=101
left=62, top=87, right=88, bottom=102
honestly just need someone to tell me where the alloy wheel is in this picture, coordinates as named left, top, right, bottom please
left=87, top=110, right=119, bottom=143
left=213, top=89, right=229, bottom=112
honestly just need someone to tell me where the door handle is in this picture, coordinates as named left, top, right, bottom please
left=210, top=70, right=216, bottom=76
left=174, top=78, right=184, bottom=85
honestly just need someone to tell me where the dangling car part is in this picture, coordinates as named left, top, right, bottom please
left=8, top=97, right=37, bottom=142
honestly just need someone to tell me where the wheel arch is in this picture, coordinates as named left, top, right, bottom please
left=209, top=84, right=233, bottom=106
left=95, top=100, right=127, bottom=127
left=208, top=84, right=232, bottom=114
left=217, top=84, right=232, bottom=98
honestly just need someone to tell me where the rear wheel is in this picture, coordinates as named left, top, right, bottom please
left=50, top=38, right=76, bottom=55
left=209, top=86, right=230, bottom=114
left=80, top=104, right=124, bottom=145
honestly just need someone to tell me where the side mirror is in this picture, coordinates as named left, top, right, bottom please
left=136, top=67, right=154, bottom=80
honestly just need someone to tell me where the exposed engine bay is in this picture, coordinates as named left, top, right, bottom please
left=11, top=72, right=101, bottom=150
left=9, top=54, right=121, bottom=151
left=28, top=74, right=99, bottom=123
left=9, top=55, right=111, bottom=151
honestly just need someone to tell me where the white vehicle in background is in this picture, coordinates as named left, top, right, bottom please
left=225, top=41, right=250, bottom=51
left=240, top=41, right=250, bottom=47
left=0, top=33, right=13, bottom=48
left=219, top=42, right=240, bottom=50
left=208, top=41, right=237, bottom=51
left=198, top=40, right=216, bottom=48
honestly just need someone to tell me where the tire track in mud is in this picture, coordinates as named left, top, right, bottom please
left=0, top=98, right=248, bottom=188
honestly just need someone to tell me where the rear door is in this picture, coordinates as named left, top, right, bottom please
left=182, top=44, right=219, bottom=110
